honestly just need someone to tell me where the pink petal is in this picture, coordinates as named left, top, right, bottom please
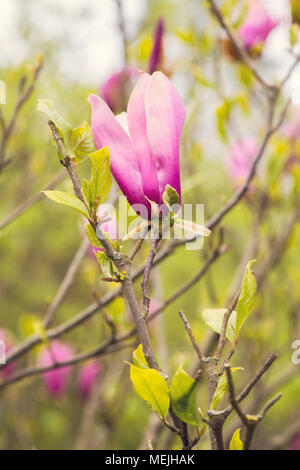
left=145, top=72, right=185, bottom=200
left=127, top=73, right=160, bottom=204
left=238, top=1, right=278, bottom=49
left=88, top=94, right=146, bottom=208
left=38, top=341, right=74, bottom=396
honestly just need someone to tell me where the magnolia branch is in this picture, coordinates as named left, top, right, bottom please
left=0, top=59, right=43, bottom=171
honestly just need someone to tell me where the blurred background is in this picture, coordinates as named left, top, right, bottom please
left=0, top=0, right=299, bottom=450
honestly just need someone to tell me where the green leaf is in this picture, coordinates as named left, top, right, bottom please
left=43, top=190, right=90, bottom=218
left=88, top=147, right=112, bottom=208
left=71, top=121, right=95, bottom=160
left=216, top=100, right=232, bottom=140
left=82, top=178, right=92, bottom=209
left=130, top=365, right=170, bottom=420
left=235, top=260, right=257, bottom=339
left=202, top=308, right=236, bottom=344
left=229, top=428, right=244, bottom=450
left=210, top=367, right=243, bottom=410
left=37, top=99, right=71, bottom=136
left=169, top=365, right=199, bottom=425
left=132, top=344, right=149, bottom=369
left=84, top=224, right=102, bottom=248
left=94, top=251, right=114, bottom=278
left=162, top=184, right=180, bottom=211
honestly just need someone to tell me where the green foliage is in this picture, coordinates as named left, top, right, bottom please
left=132, top=344, right=149, bottom=369
left=169, top=365, right=199, bottom=425
left=71, top=121, right=95, bottom=160
left=129, top=365, right=170, bottom=420
left=216, top=100, right=232, bottom=140
left=43, top=190, right=90, bottom=218
left=202, top=308, right=236, bottom=343
left=235, top=260, right=257, bottom=339
left=84, top=224, right=102, bottom=248
left=229, top=428, right=244, bottom=450
left=162, top=184, right=180, bottom=210
left=210, top=367, right=243, bottom=410
left=37, top=99, right=71, bottom=136
left=82, top=147, right=112, bottom=212
left=94, top=251, right=114, bottom=279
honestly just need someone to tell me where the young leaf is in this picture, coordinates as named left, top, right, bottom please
left=94, top=251, right=114, bottom=278
left=229, top=428, right=244, bottom=450
left=84, top=224, right=102, bottom=248
left=37, top=99, right=71, bottom=136
left=169, top=365, right=199, bottom=425
left=132, top=344, right=149, bottom=369
left=43, top=190, right=90, bottom=218
left=162, top=184, right=180, bottom=211
left=210, top=367, right=243, bottom=410
left=130, top=365, right=170, bottom=420
left=202, top=308, right=236, bottom=344
left=216, top=100, right=231, bottom=140
left=235, top=260, right=257, bottom=339
left=89, top=147, right=112, bottom=208
left=71, top=121, right=95, bottom=160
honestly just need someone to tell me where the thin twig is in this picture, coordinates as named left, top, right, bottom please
left=0, top=60, right=43, bottom=171
left=142, top=238, right=160, bottom=317
left=43, top=237, right=90, bottom=328
left=0, top=170, right=65, bottom=231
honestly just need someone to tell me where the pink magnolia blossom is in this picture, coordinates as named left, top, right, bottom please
left=77, top=360, right=101, bottom=399
left=100, top=67, right=139, bottom=114
left=148, top=19, right=165, bottom=74
left=228, top=138, right=258, bottom=184
left=0, top=328, right=16, bottom=378
left=238, top=1, right=278, bottom=50
left=89, top=72, right=185, bottom=219
left=38, top=341, right=74, bottom=396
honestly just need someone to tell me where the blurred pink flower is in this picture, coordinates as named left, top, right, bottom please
left=282, top=119, right=300, bottom=141
left=148, top=18, right=165, bottom=74
left=89, top=72, right=185, bottom=219
left=0, top=328, right=16, bottom=378
left=238, top=1, right=278, bottom=50
left=100, top=67, right=139, bottom=114
left=77, top=360, right=101, bottom=399
left=38, top=341, right=74, bottom=396
left=228, top=138, right=258, bottom=184
left=290, top=435, right=300, bottom=450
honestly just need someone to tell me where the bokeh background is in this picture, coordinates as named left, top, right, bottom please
left=0, top=0, right=299, bottom=450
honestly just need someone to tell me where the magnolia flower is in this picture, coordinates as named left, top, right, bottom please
left=228, top=138, right=258, bottom=184
left=100, top=67, right=139, bottom=114
left=148, top=18, right=165, bottom=74
left=100, top=20, right=167, bottom=113
left=0, top=328, right=16, bottom=378
left=89, top=72, right=185, bottom=219
left=77, top=360, right=101, bottom=399
left=38, top=341, right=74, bottom=396
left=238, top=0, right=278, bottom=51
